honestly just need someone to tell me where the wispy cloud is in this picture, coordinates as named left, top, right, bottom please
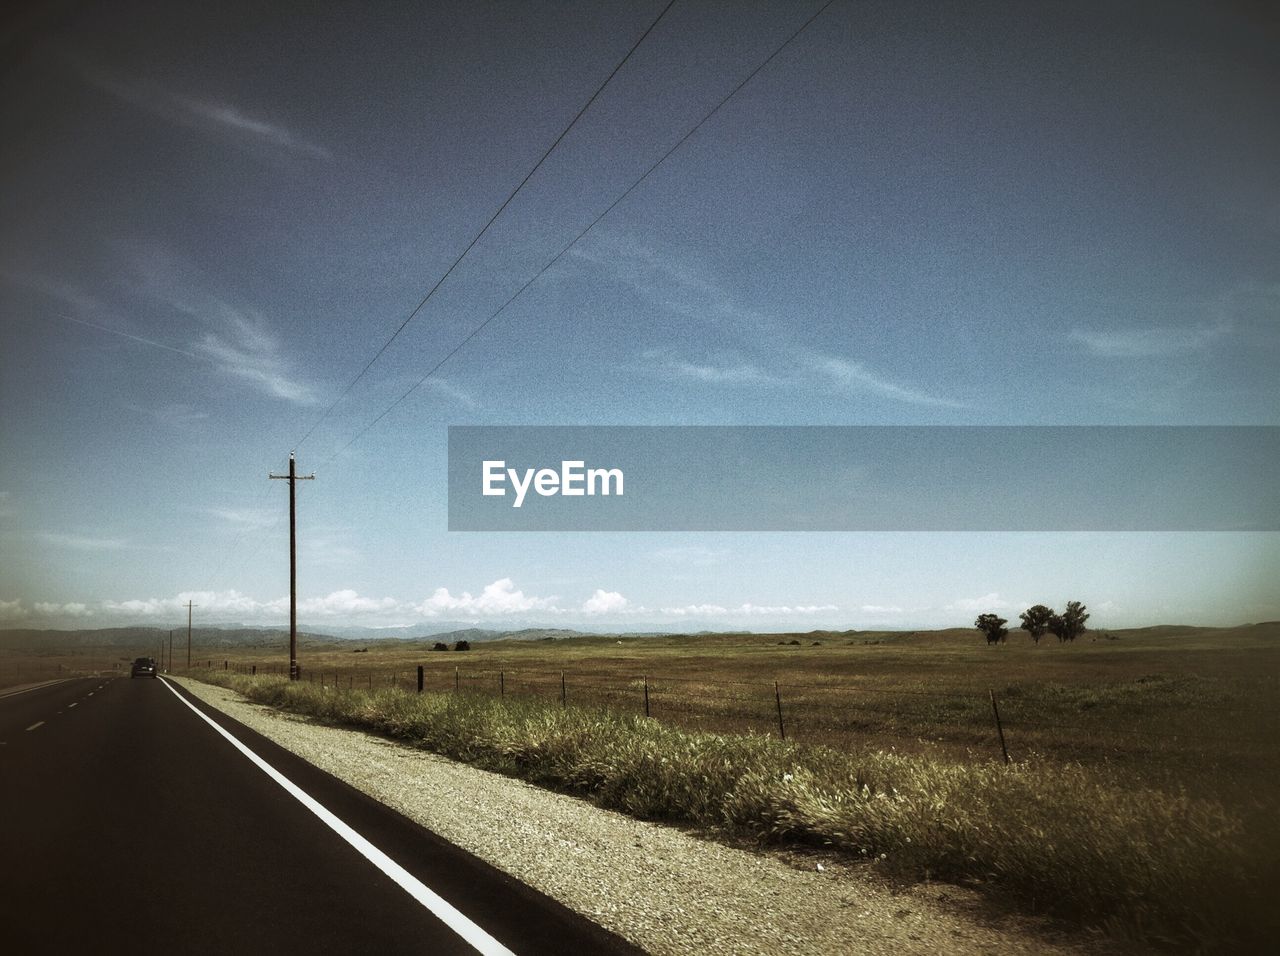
left=36, top=532, right=131, bottom=552
left=169, top=94, right=333, bottom=161
left=639, top=346, right=966, bottom=408
left=80, top=67, right=332, bottom=162
left=804, top=352, right=969, bottom=409
left=193, top=307, right=319, bottom=405
left=423, top=378, right=480, bottom=409
left=584, top=236, right=965, bottom=409
left=205, top=507, right=275, bottom=529
left=1068, top=322, right=1230, bottom=358
left=571, top=235, right=772, bottom=331
left=6, top=256, right=316, bottom=407
left=119, top=250, right=320, bottom=405
left=642, top=349, right=781, bottom=387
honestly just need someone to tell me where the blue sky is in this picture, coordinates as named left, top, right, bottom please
left=2, top=0, right=1277, bottom=633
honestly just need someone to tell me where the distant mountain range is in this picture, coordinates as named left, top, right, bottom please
left=4, top=621, right=1270, bottom=652
left=0, top=624, right=600, bottom=650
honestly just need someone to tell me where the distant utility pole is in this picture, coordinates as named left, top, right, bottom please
left=186, top=601, right=197, bottom=668
left=270, top=452, right=315, bottom=681
left=169, top=630, right=173, bottom=672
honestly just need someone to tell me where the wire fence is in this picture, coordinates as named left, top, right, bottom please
left=191, top=657, right=1279, bottom=772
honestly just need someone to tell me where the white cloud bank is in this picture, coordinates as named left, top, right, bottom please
left=1, top=582, right=1063, bottom=631
left=582, top=589, right=629, bottom=614
left=415, top=578, right=559, bottom=617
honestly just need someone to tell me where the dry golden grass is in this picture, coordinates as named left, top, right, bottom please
left=161, top=622, right=1280, bottom=799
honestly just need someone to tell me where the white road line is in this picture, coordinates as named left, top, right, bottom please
left=68, top=702, right=78, bottom=708
left=159, top=678, right=515, bottom=956
left=25, top=721, right=44, bottom=731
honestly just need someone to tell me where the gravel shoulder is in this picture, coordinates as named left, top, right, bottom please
left=174, top=676, right=1103, bottom=956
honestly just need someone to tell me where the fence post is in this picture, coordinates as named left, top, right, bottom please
left=774, top=681, right=786, bottom=740
left=643, top=675, right=650, bottom=717
left=990, top=689, right=1010, bottom=764
left=417, top=665, right=424, bottom=694
left=224, top=660, right=228, bottom=670
left=455, top=666, right=460, bottom=693
left=500, top=670, right=504, bottom=697
left=251, top=664, right=256, bottom=676
left=560, top=671, right=566, bottom=707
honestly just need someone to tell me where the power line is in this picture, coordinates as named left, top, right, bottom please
left=208, top=4, right=676, bottom=595
left=291, top=0, right=679, bottom=455
left=321, top=0, right=839, bottom=466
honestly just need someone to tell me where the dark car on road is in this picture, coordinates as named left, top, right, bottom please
left=131, top=657, right=158, bottom=678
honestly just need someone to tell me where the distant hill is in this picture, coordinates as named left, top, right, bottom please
left=2, top=621, right=1273, bottom=653
left=0, top=627, right=295, bottom=651
left=0, top=624, right=595, bottom=651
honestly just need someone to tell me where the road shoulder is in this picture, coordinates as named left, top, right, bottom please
left=173, top=676, right=1100, bottom=956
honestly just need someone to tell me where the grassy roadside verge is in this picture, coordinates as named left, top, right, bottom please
left=191, top=672, right=1276, bottom=950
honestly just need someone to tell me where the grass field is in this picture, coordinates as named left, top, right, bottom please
left=146, top=622, right=1280, bottom=798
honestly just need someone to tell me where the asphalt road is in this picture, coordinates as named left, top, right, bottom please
left=0, top=676, right=643, bottom=955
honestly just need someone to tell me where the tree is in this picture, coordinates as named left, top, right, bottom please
left=975, top=613, right=1008, bottom=645
left=1047, top=613, right=1068, bottom=643
left=455, top=640, right=471, bottom=651
left=1019, top=605, right=1054, bottom=644
left=1062, top=601, right=1089, bottom=642
left=432, top=641, right=448, bottom=651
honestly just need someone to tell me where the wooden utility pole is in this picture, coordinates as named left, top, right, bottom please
left=270, top=452, right=315, bottom=680
left=186, top=601, right=197, bottom=668
left=169, top=630, right=173, bottom=672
